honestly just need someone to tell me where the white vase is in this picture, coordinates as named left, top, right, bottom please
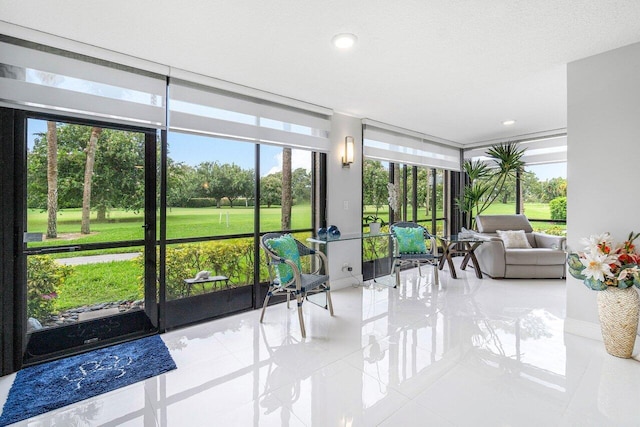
left=597, top=286, right=640, bottom=358
left=369, top=222, right=381, bottom=235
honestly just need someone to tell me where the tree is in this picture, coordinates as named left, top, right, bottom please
left=239, top=168, right=255, bottom=207
left=417, top=168, right=431, bottom=216
left=392, top=163, right=402, bottom=222
left=167, top=159, right=197, bottom=208
left=281, top=148, right=292, bottom=230
left=260, top=173, right=282, bottom=208
left=362, top=160, right=388, bottom=215
left=541, top=177, right=567, bottom=202
left=28, top=124, right=146, bottom=230
left=90, top=129, right=145, bottom=219
left=219, top=163, right=250, bottom=208
left=195, top=161, right=223, bottom=206
left=81, top=127, right=101, bottom=234
left=46, top=121, right=58, bottom=238
left=291, top=168, right=311, bottom=204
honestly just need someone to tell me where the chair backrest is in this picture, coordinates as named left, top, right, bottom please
left=475, top=214, right=533, bottom=233
left=390, top=221, right=430, bottom=239
left=260, top=233, right=313, bottom=259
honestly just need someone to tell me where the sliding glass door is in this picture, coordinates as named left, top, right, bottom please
left=21, top=116, right=158, bottom=365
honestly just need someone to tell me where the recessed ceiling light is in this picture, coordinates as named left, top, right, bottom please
left=502, top=120, right=516, bottom=126
left=332, top=33, right=357, bottom=49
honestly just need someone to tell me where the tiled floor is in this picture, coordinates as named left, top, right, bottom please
left=2, top=260, right=640, bottom=426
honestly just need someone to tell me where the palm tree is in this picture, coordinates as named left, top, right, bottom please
left=457, top=142, right=526, bottom=229
left=281, top=147, right=292, bottom=230
left=81, top=127, right=102, bottom=234
left=46, top=121, right=58, bottom=239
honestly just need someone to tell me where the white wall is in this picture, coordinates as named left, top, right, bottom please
left=325, top=113, right=364, bottom=289
left=566, top=41, right=640, bottom=338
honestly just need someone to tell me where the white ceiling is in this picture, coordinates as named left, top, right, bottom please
left=2, top=0, right=640, bottom=145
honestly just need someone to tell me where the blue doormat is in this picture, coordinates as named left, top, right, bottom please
left=0, top=335, right=176, bottom=426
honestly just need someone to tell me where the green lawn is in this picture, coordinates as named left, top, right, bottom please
left=55, top=260, right=142, bottom=311
left=28, top=205, right=313, bottom=248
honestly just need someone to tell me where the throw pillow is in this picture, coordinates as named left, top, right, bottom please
left=496, top=229, right=532, bottom=249
left=266, top=234, right=302, bottom=283
left=394, top=227, right=428, bottom=254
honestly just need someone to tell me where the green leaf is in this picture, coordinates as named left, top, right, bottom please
left=584, top=277, right=607, bottom=291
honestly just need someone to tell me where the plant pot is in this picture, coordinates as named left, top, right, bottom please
left=597, top=286, right=640, bottom=358
left=369, top=222, right=381, bottom=235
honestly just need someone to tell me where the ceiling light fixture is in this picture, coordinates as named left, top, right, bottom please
left=332, top=33, right=357, bottom=49
left=502, top=120, right=516, bottom=126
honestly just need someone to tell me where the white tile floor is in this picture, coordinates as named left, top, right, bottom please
left=2, top=259, right=640, bottom=426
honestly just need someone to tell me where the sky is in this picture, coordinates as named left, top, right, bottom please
left=28, top=118, right=566, bottom=180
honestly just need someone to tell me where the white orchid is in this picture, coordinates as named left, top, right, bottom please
left=387, top=183, right=400, bottom=212
left=579, top=251, right=613, bottom=282
left=580, top=232, right=613, bottom=254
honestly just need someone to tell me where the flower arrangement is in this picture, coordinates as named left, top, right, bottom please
left=567, top=232, right=640, bottom=290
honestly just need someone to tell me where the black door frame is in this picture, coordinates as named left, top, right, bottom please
left=2, top=110, right=159, bottom=372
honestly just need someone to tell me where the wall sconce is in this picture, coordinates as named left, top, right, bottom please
left=342, top=136, right=355, bottom=167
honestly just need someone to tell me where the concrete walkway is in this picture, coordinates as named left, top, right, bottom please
left=55, top=252, right=141, bottom=266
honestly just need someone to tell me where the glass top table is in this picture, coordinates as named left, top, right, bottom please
left=307, top=231, right=392, bottom=244
left=436, top=234, right=485, bottom=279
left=307, top=232, right=395, bottom=287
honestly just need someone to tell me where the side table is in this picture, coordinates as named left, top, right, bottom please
left=436, top=235, right=484, bottom=279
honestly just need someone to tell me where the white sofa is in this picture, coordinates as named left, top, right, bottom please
left=471, top=214, right=566, bottom=279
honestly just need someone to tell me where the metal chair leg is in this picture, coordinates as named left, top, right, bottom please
left=326, top=288, right=334, bottom=316
left=297, top=294, right=306, bottom=338
left=395, top=261, right=401, bottom=287
left=260, top=289, right=272, bottom=323
left=433, top=263, right=439, bottom=285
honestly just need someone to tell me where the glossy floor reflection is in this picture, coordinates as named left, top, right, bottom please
left=2, top=259, right=640, bottom=426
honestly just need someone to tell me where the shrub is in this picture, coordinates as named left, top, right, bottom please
left=186, top=198, right=217, bottom=208
left=158, top=238, right=256, bottom=299
left=542, top=225, right=565, bottom=236
left=27, top=256, right=74, bottom=322
left=549, top=197, right=567, bottom=220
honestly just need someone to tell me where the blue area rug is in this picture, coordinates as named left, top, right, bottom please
left=0, top=335, right=176, bottom=426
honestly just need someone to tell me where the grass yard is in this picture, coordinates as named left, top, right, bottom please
left=28, top=205, right=313, bottom=248
left=54, top=260, right=142, bottom=311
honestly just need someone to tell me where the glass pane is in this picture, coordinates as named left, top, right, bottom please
left=259, top=145, right=312, bottom=232
left=362, top=159, right=391, bottom=233
left=26, top=119, right=146, bottom=248
left=166, top=132, right=256, bottom=239
left=523, top=162, right=567, bottom=233
left=164, top=239, right=255, bottom=300
left=26, top=247, right=144, bottom=331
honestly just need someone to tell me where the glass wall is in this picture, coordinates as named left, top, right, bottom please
left=259, top=146, right=313, bottom=233
left=165, top=131, right=256, bottom=301
left=362, top=159, right=450, bottom=279
left=522, top=162, right=567, bottom=233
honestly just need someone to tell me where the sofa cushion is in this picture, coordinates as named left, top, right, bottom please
left=497, top=230, right=532, bottom=248
left=476, top=214, right=533, bottom=233
left=505, top=248, right=566, bottom=265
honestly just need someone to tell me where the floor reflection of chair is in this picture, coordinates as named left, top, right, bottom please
left=259, top=326, right=305, bottom=422
left=260, top=233, right=334, bottom=338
